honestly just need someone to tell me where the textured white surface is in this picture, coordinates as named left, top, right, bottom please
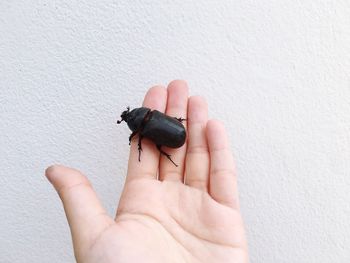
left=1, top=1, right=350, bottom=262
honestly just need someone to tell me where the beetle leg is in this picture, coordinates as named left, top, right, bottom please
left=138, top=135, right=144, bottom=161
left=129, top=131, right=138, bottom=145
left=156, top=145, right=178, bottom=167
left=174, top=117, right=186, bottom=123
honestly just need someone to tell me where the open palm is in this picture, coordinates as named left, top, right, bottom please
left=46, top=80, right=248, bottom=263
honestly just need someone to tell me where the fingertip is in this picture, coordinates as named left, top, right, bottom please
left=147, top=84, right=166, bottom=94
left=143, top=85, right=167, bottom=110
left=45, top=164, right=87, bottom=191
left=167, top=80, right=189, bottom=95
left=166, top=80, right=189, bottom=111
left=168, top=79, right=188, bottom=89
left=45, top=164, right=62, bottom=183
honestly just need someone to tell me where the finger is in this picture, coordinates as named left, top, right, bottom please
left=126, top=85, right=167, bottom=181
left=45, top=165, right=113, bottom=249
left=207, top=120, right=240, bottom=209
left=185, top=96, right=209, bottom=191
left=159, top=80, right=188, bottom=182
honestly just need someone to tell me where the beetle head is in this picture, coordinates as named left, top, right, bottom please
left=117, top=106, right=130, bottom=124
left=117, top=107, right=150, bottom=132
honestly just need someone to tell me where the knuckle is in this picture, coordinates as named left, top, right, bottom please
left=56, top=180, right=92, bottom=198
left=211, top=167, right=236, bottom=178
left=187, top=144, right=208, bottom=154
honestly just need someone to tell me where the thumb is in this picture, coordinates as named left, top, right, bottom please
left=45, top=165, right=113, bottom=253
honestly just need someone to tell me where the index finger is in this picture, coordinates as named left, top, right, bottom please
left=126, top=85, right=167, bottom=181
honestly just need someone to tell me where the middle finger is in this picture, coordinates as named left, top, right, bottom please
left=159, top=80, right=189, bottom=182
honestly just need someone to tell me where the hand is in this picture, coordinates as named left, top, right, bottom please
left=45, top=80, right=248, bottom=263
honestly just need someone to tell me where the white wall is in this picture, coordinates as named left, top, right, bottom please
left=1, top=1, right=350, bottom=262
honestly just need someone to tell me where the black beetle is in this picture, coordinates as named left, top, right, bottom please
left=117, top=107, right=186, bottom=167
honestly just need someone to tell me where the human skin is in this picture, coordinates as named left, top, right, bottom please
left=45, top=80, right=249, bottom=263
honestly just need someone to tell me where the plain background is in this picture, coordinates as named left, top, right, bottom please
left=1, top=1, right=350, bottom=262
